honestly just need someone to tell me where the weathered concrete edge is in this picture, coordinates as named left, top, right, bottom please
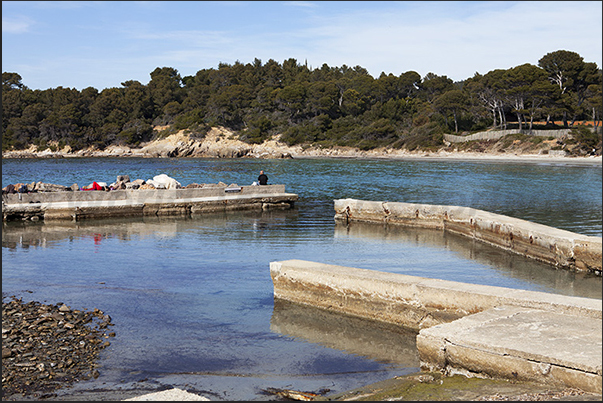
left=269, top=260, right=602, bottom=331
left=416, top=305, right=602, bottom=374
left=2, top=184, right=288, bottom=204
left=123, top=387, right=210, bottom=401
left=418, top=335, right=603, bottom=394
left=3, top=186, right=298, bottom=221
left=416, top=306, right=602, bottom=394
left=270, top=259, right=602, bottom=393
left=333, top=199, right=602, bottom=273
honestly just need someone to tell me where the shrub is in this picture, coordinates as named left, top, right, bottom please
left=173, top=109, right=205, bottom=131
left=397, top=122, right=444, bottom=151
left=570, top=125, right=601, bottom=148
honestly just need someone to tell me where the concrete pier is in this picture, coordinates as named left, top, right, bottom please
left=270, top=260, right=602, bottom=393
left=417, top=305, right=602, bottom=394
left=270, top=260, right=601, bottom=330
left=2, top=184, right=298, bottom=221
left=334, top=199, right=602, bottom=274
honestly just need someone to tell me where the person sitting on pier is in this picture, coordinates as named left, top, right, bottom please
left=258, top=170, right=268, bottom=185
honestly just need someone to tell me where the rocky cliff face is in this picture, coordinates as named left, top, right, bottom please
left=2, top=128, right=299, bottom=159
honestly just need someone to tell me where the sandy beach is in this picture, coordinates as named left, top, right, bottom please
left=298, top=150, right=603, bottom=165
left=3, top=144, right=601, bottom=166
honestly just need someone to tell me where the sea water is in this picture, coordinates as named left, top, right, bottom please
left=2, top=157, right=602, bottom=400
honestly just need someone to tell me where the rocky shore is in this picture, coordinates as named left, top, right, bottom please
left=1, top=294, right=114, bottom=401
left=2, top=127, right=601, bottom=165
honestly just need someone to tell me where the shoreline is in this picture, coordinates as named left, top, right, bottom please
left=3, top=127, right=601, bottom=165
left=4, top=292, right=601, bottom=402
left=3, top=149, right=601, bottom=166
left=294, top=152, right=603, bottom=165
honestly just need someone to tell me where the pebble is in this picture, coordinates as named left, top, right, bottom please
left=1, top=294, right=115, bottom=400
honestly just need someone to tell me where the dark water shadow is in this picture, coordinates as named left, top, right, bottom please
left=271, top=298, right=420, bottom=367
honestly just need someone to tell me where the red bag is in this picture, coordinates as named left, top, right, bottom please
left=83, top=181, right=103, bottom=191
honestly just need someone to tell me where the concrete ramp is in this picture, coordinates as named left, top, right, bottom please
left=417, top=305, right=602, bottom=393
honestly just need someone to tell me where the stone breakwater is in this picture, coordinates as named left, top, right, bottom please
left=2, top=174, right=298, bottom=222
left=3, top=173, right=203, bottom=195
left=334, top=199, right=602, bottom=274
left=1, top=296, right=115, bottom=400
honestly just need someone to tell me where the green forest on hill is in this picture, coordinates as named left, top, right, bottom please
left=2, top=49, right=601, bottom=153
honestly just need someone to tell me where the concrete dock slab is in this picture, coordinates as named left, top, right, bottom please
left=417, top=305, right=602, bottom=393
left=271, top=260, right=601, bottom=394
left=270, top=260, right=601, bottom=333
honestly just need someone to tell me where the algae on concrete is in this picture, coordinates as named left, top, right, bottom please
left=318, top=372, right=601, bottom=401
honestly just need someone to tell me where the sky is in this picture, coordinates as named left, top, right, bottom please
left=2, top=1, right=602, bottom=91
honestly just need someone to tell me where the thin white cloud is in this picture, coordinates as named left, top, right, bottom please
left=279, top=1, right=602, bottom=79
left=128, top=29, right=236, bottom=46
left=2, top=1, right=601, bottom=90
left=28, top=1, right=102, bottom=10
left=2, top=16, right=34, bottom=34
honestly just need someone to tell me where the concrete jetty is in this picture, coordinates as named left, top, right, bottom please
left=270, top=260, right=602, bottom=393
left=334, top=199, right=602, bottom=274
left=417, top=305, right=602, bottom=394
left=2, top=184, right=298, bottom=222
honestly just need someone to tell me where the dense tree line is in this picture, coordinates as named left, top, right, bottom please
left=2, top=50, right=601, bottom=153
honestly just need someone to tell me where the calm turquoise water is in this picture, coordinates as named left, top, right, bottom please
left=2, top=157, right=602, bottom=400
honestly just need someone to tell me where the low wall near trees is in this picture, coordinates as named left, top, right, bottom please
left=443, top=129, right=572, bottom=143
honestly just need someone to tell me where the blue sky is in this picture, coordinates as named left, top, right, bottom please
left=2, top=1, right=602, bottom=91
